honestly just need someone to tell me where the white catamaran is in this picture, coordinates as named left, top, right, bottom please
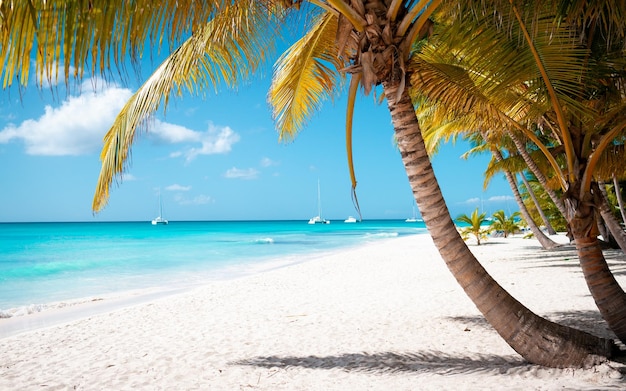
left=308, top=180, right=329, bottom=224
left=405, top=202, right=420, bottom=223
left=151, top=190, right=168, bottom=225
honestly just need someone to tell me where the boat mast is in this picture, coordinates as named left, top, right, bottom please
left=317, top=179, right=322, bottom=218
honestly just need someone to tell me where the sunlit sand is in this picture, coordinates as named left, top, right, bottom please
left=1, top=234, right=624, bottom=390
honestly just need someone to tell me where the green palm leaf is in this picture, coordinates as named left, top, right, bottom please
left=0, top=0, right=225, bottom=88
left=268, top=10, right=346, bottom=141
left=93, top=1, right=277, bottom=211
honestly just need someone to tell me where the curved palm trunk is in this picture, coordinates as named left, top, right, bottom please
left=520, top=173, right=558, bottom=236
left=504, top=168, right=558, bottom=249
left=566, top=182, right=626, bottom=344
left=491, top=149, right=559, bottom=249
left=595, top=182, right=626, bottom=253
left=384, top=81, right=614, bottom=367
left=613, top=174, right=626, bottom=226
left=509, top=132, right=568, bottom=220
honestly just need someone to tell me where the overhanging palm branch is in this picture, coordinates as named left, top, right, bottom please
left=93, top=1, right=278, bottom=211
left=0, top=0, right=224, bottom=88
left=409, top=50, right=566, bottom=189
left=269, top=9, right=345, bottom=141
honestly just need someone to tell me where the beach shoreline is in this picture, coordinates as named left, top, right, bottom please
left=1, top=234, right=625, bottom=390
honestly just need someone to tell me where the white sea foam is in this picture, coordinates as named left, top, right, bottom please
left=255, top=237, right=275, bottom=244
left=0, top=297, right=105, bottom=319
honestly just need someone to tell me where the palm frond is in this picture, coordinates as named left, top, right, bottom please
left=0, top=0, right=229, bottom=88
left=92, top=0, right=277, bottom=212
left=269, top=10, right=346, bottom=141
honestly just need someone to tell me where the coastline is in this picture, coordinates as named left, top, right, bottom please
left=1, top=234, right=624, bottom=390
left=0, top=220, right=426, bottom=315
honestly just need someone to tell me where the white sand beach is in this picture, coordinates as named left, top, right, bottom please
left=1, top=234, right=625, bottom=390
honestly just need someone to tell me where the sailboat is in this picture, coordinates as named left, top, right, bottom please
left=308, top=180, right=330, bottom=224
left=405, top=202, right=419, bottom=223
left=151, top=190, right=168, bottom=225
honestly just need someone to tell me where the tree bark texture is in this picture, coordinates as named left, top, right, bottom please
left=565, top=181, right=626, bottom=344
left=520, top=173, right=558, bottom=236
left=384, top=80, right=615, bottom=367
left=509, top=132, right=568, bottom=221
left=493, top=151, right=559, bottom=249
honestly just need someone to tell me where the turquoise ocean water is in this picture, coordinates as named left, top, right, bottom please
left=0, top=220, right=426, bottom=317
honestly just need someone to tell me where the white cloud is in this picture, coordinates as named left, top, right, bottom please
left=152, top=120, right=201, bottom=143
left=488, top=195, right=514, bottom=202
left=460, top=197, right=481, bottom=205
left=260, top=157, right=279, bottom=167
left=158, top=122, right=240, bottom=162
left=0, top=80, right=240, bottom=161
left=174, top=193, right=213, bottom=205
left=0, top=82, right=132, bottom=155
left=166, top=184, right=191, bottom=191
left=224, top=167, right=259, bottom=180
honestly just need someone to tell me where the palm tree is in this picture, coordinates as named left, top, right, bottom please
left=0, top=0, right=619, bottom=367
left=612, top=174, right=626, bottom=226
left=416, top=109, right=560, bottom=248
left=491, top=210, right=521, bottom=238
left=456, top=208, right=491, bottom=245
left=518, top=172, right=557, bottom=236
left=303, top=1, right=615, bottom=365
left=409, top=0, right=626, bottom=345
left=494, top=157, right=555, bottom=245
left=520, top=175, right=569, bottom=234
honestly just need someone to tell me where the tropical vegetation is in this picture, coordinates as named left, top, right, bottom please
left=456, top=208, right=491, bottom=245
left=490, top=210, right=521, bottom=239
left=408, top=0, right=626, bottom=346
left=1, top=0, right=624, bottom=368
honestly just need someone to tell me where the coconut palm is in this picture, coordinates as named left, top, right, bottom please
left=416, top=106, right=560, bottom=248
left=0, top=0, right=619, bottom=367
left=518, top=172, right=557, bottom=236
left=256, top=0, right=619, bottom=365
left=520, top=174, right=569, bottom=234
left=456, top=208, right=491, bottom=245
left=409, top=0, right=626, bottom=344
left=491, top=210, right=521, bottom=238
left=612, top=175, right=626, bottom=226
left=492, top=154, right=554, bottom=243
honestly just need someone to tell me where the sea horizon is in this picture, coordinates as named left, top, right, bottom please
left=0, top=219, right=427, bottom=319
left=0, top=218, right=425, bottom=224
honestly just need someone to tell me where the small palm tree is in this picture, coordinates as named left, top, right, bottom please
left=456, top=208, right=491, bottom=245
left=491, top=210, right=521, bottom=238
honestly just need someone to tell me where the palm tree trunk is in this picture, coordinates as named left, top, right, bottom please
left=566, top=181, right=626, bottom=344
left=613, top=174, right=626, bottom=226
left=491, top=149, right=559, bottom=249
left=595, top=182, right=626, bottom=253
left=383, top=81, right=615, bottom=367
left=509, top=132, right=569, bottom=220
left=520, top=173, right=558, bottom=235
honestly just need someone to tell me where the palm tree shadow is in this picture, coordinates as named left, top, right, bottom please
left=234, top=311, right=626, bottom=375
left=447, top=310, right=616, bottom=339
left=505, top=244, right=626, bottom=277
left=233, top=350, right=526, bottom=376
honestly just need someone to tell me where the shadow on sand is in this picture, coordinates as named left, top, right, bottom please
left=233, top=350, right=525, bottom=376
left=234, top=310, right=626, bottom=376
left=446, top=310, right=614, bottom=339
left=499, top=243, right=626, bottom=277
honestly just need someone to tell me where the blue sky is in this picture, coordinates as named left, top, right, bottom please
left=0, top=54, right=516, bottom=223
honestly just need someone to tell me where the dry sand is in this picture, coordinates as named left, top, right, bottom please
left=1, top=234, right=625, bottom=390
